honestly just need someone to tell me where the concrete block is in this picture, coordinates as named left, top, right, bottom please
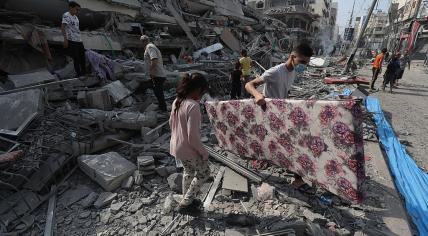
left=110, top=201, right=125, bottom=214
left=77, top=91, right=88, bottom=107
left=121, top=176, right=134, bottom=190
left=94, top=192, right=117, bottom=209
left=167, top=173, right=183, bottom=193
left=137, top=155, right=155, bottom=167
left=86, top=89, right=113, bottom=110
left=78, top=152, right=137, bottom=191
left=141, top=127, right=160, bottom=144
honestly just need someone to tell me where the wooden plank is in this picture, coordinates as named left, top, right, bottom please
left=222, top=167, right=248, bottom=193
left=203, top=167, right=225, bottom=210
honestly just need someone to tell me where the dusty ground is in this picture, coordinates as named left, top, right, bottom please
left=358, top=60, right=428, bottom=172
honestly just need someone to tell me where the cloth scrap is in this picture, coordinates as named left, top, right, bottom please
left=85, top=50, right=115, bottom=81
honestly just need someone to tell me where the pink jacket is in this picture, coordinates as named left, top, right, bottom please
left=169, top=99, right=209, bottom=161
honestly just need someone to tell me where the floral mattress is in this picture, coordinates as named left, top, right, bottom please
left=205, top=99, right=365, bottom=202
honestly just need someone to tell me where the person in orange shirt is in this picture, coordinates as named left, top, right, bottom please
left=370, top=48, right=387, bottom=91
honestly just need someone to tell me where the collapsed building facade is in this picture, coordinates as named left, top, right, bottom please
left=0, top=1, right=418, bottom=236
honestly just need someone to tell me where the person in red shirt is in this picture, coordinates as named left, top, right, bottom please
left=370, top=48, right=387, bottom=91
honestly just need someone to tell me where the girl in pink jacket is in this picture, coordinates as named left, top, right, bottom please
left=169, top=73, right=210, bottom=209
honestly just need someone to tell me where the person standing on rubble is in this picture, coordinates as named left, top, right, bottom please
left=61, top=1, right=86, bottom=77
left=140, top=35, right=168, bottom=112
left=245, top=43, right=315, bottom=193
left=395, top=50, right=411, bottom=87
left=369, top=48, right=387, bottom=92
left=382, top=52, right=401, bottom=93
left=230, top=61, right=243, bottom=99
left=169, top=73, right=210, bottom=211
left=239, top=49, right=253, bottom=97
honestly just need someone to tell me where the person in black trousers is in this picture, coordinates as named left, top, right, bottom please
left=61, top=1, right=86, bottom=76
left=141, top=35, right=168, bottom=111
left=382, top=52, right=401, bottom=93
left=230, top=61, right=243, bottom=99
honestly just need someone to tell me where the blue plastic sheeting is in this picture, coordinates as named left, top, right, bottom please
left=366, top=96, right=428, bottom=236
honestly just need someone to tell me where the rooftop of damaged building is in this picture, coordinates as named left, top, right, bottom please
left=0, top=1, right=415, bottom=236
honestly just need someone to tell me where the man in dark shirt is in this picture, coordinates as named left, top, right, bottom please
left=230, top=61, right=243, bottom=99
left=382, top=52, right=401, bottom=93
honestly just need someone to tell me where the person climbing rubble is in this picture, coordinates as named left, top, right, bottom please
left=230, top=61, right=243, bottom=99
left=169, top=73, right=210, bottom=212
left=61, top=1, right=86, bottom=77
left=245, top=43, right=315, bottom=193
left=141, top=35, right=168, bottom=112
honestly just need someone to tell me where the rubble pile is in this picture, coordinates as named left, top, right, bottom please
left=0, top=1, right=394, bottom=236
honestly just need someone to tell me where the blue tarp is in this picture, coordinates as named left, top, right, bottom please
left=365, top=96, right=428, bottom=236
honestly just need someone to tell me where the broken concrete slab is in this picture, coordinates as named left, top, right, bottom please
left=167, top=173, right=183, bottom=193
left=128, top=202, right=143, bottom=213
left=0, top=190, right=42, bottom=227
left=58, top=185, right=92, bottom=207
left=94, top=192, right=117, bottom=209
left=137, top=155, right=155, bottom=167
left=110, top=201, right=125, bottom=214
left=8, top=69, right=56, bottom=88
left=222, top=167, right=248, bottom=193
left=86, top=89, right=113, bottom=110
left=80, top=192, right=98, bottom=208
left=72, top=109, right=158, bottom=130
left=141, top=127, right=160, bottom=144
left=220, top=29, right=241, bottom=52
left=78, top=152, right=137, bottom=191
left=133, top=170, right=143, bottom=185
left=0, top=89, right=43, bottom=136
left=193, top=43, right=224, bottom=59
left=121, top=176, right=134, bottom=190
left=103, top=80, right=132, bottom=104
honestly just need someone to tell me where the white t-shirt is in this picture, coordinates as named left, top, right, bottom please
left=144, top=43, right=166, bottom=78
left=261, top=63, right=296, bottom=99
left=62, top=12, right=82, bottom=42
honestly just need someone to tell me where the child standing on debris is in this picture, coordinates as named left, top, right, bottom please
left=240, top=49, right=253, bottom=97
left=230, top=61, right=243, bottom=99
left=169, top=73, right=210, bottom=210
left=245, top=43, right=315, bottom=194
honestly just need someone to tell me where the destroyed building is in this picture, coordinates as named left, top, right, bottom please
left=0, top=0, right=420, bottom=236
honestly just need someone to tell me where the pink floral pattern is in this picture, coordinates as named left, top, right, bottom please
left=205, top=99, right=365, bottom=203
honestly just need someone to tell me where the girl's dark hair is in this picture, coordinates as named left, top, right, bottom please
left=174, top=73, right=208, bottom=114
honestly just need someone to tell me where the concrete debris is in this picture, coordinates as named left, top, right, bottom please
left=103, top=80, right=133, bottom=104
left=7, top=69, right=56, bottom=88
left=222, top=167, right=248, bottom=193
left=94, top=192, right=118, bottom=209
left=121, top=176, right=134, bottom=190
left=0, top=89, right=43, bottom=136
left=80, top=192, right=99, bottom=209
left=110, top=201, right=125, bottom=214
left=167, top=173, right=183, bottom=193
left=59, top=185, right=92, bottom=208
left=257, top=183, right=276, bottom=201
left=78, top=152, right=137, bottom=191
left=0, top=0, right=414, bottom=235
